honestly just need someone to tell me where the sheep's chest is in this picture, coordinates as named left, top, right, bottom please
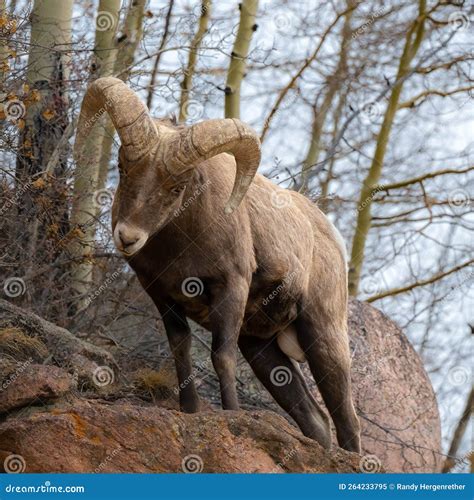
left=169, top=291, right=212, bottom=329
left=131, top=246, right=299, bottom=337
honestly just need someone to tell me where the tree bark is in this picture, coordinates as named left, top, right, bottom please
left=114, top=0, right=146, bottom=81
left=442, top=388, right=473, bottom=473
left=299, top=2, right=354, bottom=193
left=224, top=0, right=258, bottom=119
left=179, top=0, right=210, bottom=121
left=67, top=0, right=147, bottom=311
left=68, top=0, right=121, bottom=310
left=15, top=0, right=73, bottom=267
left=96, top=0, right=147, bottom=193
left=0, top=0, right=9, bottom=84
left=348, top=0, right=426, bottom=295
left=146, top=0, right=175, bottom=110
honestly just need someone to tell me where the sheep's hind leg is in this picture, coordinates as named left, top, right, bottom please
left=295, top=311, right=361, bottom=453
left=238, top=334, right=331, bottom=448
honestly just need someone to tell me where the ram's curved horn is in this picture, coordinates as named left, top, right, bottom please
left=74, top=77, right=159, bottom=163
left=75, top=79, right=261, bottom=213
left=162, top=119, right=261, bottom=214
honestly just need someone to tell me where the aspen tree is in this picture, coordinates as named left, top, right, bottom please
left=348, top=0, right=427, bottom=295
left=69, top=0, right=121, bottom=308
left=224, top=0, right=258, bottom=119
left=179, top=0, right=211, bottom=121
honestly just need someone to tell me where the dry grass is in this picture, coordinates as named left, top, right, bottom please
left=131, top=365, right=177, bottom=401
left=0, top=327, right=49, bottom=362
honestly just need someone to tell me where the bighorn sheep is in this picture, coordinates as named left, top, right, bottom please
left=75, top=77, right=361, bottom=452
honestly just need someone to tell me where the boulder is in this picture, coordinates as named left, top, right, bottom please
left=294, top=300, right=441, bottom=472
left=0, top=399, right=361, bottom=473
left=0, top=298, right=442, bottom=473
left=0, top=299, right=117, bottom=389
left=344, top=300, right=441, bottom=472
left=0, top=363, right=75, bottom=414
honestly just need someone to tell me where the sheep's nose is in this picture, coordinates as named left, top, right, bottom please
left=114, top=223, right=148, bottom=255
left=118, top=228, right=138, bottom=248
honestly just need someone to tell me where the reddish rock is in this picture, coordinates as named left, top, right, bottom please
left=0, top=399, right=361, bottom=473
left=0, top=299, right=441, bottom=473
left=298, top=300, right=441, bottom=472
left=0, top=363, right=75, bottom=414
left=348, top=300, right=441, bottom=472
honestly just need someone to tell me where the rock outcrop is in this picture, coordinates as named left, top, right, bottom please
left=0, top=398, right=360, bottom=473
left=346, top=299, right=442, bottom=472
left=0, top=363, right=75, bottom=414
left=0, top=298, right=441, bottom=473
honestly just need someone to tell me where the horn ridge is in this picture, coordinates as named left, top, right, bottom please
left=164, top=118, right=261, bottom=213
left=74, top=77, right=159, bottom=163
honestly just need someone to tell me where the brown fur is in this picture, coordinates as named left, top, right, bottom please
left=111, top=131, right=361, bottom=452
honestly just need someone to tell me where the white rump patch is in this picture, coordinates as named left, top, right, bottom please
left=327, top=219, right=348, bottom=264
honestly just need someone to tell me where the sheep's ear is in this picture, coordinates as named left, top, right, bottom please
left=162, top=119, right=261, bottom=213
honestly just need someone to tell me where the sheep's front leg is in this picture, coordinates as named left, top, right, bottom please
left=208, top=277, right=249, bottom=410
left=157, top=301, right=200, bottom=413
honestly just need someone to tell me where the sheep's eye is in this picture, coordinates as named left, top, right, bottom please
left=171, top=185, right=186, bottom=195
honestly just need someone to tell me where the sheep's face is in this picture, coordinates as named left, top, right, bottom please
left=111, top=152, right=188, bottom=256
